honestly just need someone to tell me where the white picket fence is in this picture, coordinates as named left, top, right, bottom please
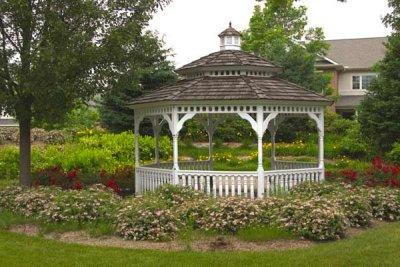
left=136, top=162, right=324, bottom=197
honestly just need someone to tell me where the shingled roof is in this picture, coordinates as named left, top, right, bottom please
left=218, top=23, right=241, bottom=37
left=323, top=37, right=387, bottom=70
left=176, top=50, right=279, bottom=74
left=130, top=76, right=331, bottom=105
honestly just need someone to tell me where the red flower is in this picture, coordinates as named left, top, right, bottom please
left=67, top=170, right=78, bottom=180
left=73, top=181, right=83, bottom=190
left=387, top=178, right=400, bottom=188
left=341, top=169, right=358, bottom=182
left=106, top=178, right=121, bottom=194
left=325, top=171, right=333, bottom=179
left=382, top=165, right=390, bottom=174
left=372, top=156, right=384, bottom=170
left=390, top=165, right=400, bottom=177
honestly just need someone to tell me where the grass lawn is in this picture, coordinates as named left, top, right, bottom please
left=0, top=222, right=399, bottom=267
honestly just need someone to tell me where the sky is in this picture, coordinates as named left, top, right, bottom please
left=149, top=0, right=391, bottom=68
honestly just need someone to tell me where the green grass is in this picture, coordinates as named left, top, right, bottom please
left=0, top=211, right=114, bottom=237
left=0, top=222, right=399, bottom=266
left=236, top=226, right=295, bottom=242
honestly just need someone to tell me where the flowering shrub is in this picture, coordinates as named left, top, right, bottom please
left=4, top=187, right=58, bottom=218
left=256, top=197, right=284, bottom=225
left=280, top=197, right=348, bottom=241
left=363, top=187, right=400, bottom=221
left=290, top=182, right=344, bottom=199
left=196, top=197, right=262, bottom=234
left=0, top=186, right=23, bottom=211
left=41, top=185, right=120, bottom=223
left=150, top=184, right=205, bottom=207
left=335, top=194, right=372, bottom=227
left=116, top=198, right=181, bottom=241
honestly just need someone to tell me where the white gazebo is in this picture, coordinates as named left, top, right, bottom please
left=130, top=24, right=331, bottom=199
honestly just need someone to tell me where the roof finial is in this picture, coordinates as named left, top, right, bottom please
left=229, top=21, right=232, bottom=28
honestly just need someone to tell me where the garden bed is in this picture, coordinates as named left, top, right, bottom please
left=1, top=182, right=400, bottom=246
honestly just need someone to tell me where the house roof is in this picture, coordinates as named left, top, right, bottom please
left=176, top=50, right=279, bottom=74
left=130, top=75, right=331, bottom=105
left=320, top=37, right=387, bottom=70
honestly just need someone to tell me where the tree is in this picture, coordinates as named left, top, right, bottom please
left=0, top=0, right=171, bottom=186
left=358, top=0, right=400, bottom=153
left=100, top=33, right=176, bottom=132
left=242, top=0, right=331, bottom=93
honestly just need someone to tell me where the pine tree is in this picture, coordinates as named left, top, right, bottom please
left=358, top=0, right=400, bottom=152
left=99, top=34, right=176, bottom=132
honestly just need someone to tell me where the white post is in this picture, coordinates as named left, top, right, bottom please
left=318, top=112, right=325, bottom=180
left=172, top=108, right=180, bottom=185
left=134, top=115, right=141, bottom=195
left=256, top=106, right=265, bottom=199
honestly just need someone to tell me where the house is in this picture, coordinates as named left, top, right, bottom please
left=0, top=111, right=18, bottom=127
left=315, top=37, right=387, bottom=118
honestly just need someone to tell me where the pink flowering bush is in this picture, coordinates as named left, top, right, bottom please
left=196, top=197, right=262, bottom=234
left=40, top=185, right=120, bottom=223
left=362, top=187, right=400, bottom=221
left=116, top=197, right=181, bottom=241
left=280, top=197, right=348, bottom=241
left=334, top=194, right=372, bottom=227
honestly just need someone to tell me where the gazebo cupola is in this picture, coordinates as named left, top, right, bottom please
left=219, top=22, right=241, bottom=50
left=130, top=23, right=332, bottom=199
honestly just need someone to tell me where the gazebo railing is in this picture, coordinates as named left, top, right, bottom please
left=274, top=160, right=319, bottom=170
left=136, top=167, right=174, bottom=193
left=136, top=164, right=324, bottom=197
left=265, top=168, right=323, bottom=195
left=177, top=170, right=258, bottom=199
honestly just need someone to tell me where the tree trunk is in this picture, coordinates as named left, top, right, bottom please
left=19, top=116, right=31, bottom=186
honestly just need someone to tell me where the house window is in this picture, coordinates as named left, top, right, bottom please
left=226, top=36, right=232, bottom=45
left=352, top=74, right=376, bottom=90
left=362, top=75, right=375, bottom=90
left=352, top=76, right=360, bottom=90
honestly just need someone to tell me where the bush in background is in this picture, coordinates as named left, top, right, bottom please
left=388, top=142, right=400, bottom=165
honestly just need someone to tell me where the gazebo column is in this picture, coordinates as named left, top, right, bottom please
left=318, top=115, right=325, bottom=181
left=134, top=113, right=142, bottom=195
left=171, top=110, right=180, bottom=184
left=238, top=107, right=278, bottom=199
left=164, top=109, right=196, bottom=186
left=308, top=111, right=325, bottom=181
left=256, top=106, right=265, bottom=199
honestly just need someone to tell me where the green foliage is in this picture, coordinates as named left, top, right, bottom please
left=358, top=1, right=400, bottom=152
left=242, top=0, right=330, bottom=93
left=0, top=146, right=19, bottom=180
left=99, top=32, right=177, bottom=132
left=0, top=132, right=172, bottom=180
left=36, top=104, right=101, bottom=132
left=387, top=142, right=400, bottom=164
